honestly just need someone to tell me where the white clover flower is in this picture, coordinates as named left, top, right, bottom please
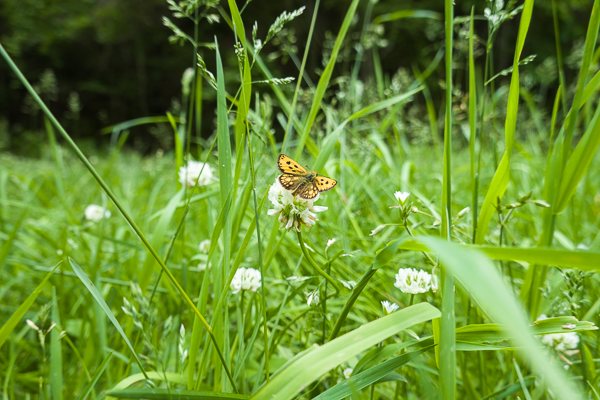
left=394, top=191, right=410, bottom=204
left=230, top=267, right=262, bottom=294
left=198, top=239, right=211, bottom=254
left=343, top=368, right=353, bottom=379
left=381, top=300, right=399, bottom=314
left=267, top=179, right=328, bottom=231
left=326, top=238, right=337, bottom=250
left=306, top=289, right=320, bottom=306
left=178, top=160, right=214, bottom=187
left=394, top=267, right=433, bottom=294
left=537, top=315, right=580, bottom=352
left=84, top=204, right=111, bottom=222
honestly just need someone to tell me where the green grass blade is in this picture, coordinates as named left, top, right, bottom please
left=475, top=0, right=534, bottom=243
left=107, top=388, right=249, bottom=399
left=555, top=104, right=600, bottom=211
left=0, top=264, right=57, bottom=349
left=440, top=0, right=455, bottom=397
left=77, top=353, right=113, bottom=400
left=294, top=0, right=359, bottom=159
left=468, top=8, right=478, bottom=241
left=69, top=258, right=149, bottom=380
left=397, top=240, right=600, bottom=272
left=372, top=9, right=441, bottom=25
left=312, top=346, right=433, bottom=400
left=415, top=236, right=586, bottom=400
left=50, top=287, right=64, bottom=400
left=251, top=303, right=440, bottom=400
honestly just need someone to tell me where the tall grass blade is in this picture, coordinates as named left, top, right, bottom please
left=475, top=0, right=534, bottom=243
left=50, top=287, right=64, bottom=400
left=0, top=264, right=57, bottom=349
left=415, top=236, right=585, bottom=400
left=440, top=0, right=455, bottom=397
left=294, top=0, right=359, bottom=159
left=69, top=258, right=149, bottom=380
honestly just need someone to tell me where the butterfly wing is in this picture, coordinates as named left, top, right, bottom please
left=314, top=175, right=337, bottom=192
left=279, top=173, right=303, bottom=190
left=294, top=182, right=320, bottom=199
left=278, top=154, right=308, bottom=175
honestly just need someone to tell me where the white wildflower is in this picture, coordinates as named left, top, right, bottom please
left=537, top=315, right=580, bottom=352
left=267, top=179, right=327, bottom=231
left=370, top=224, right=386, bottom=236
left=84, top=204, right=111, bottom=222
left=230, top=267, right=262, bottom=294
left=340, top=280, right=356, bottom=290
left=178, top=160, right=214, bottom=187
left=394, top=267, right=433, bottom=294
left=394, top=191, right=410, bottom=204
left=306, top=289, right=320, bottom=306
left=326, top=238, right=337, bottom=250
left=198, top=239, right=211, bottom=253
left=381, top=300, right=399, bottom=314
left=343, top=368, right=353, bottom=379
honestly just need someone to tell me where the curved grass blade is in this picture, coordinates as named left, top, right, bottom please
left=69, top=258, right=149, bottom=380
left=107, top=388, right=249, bottom=399
left=0, top=263, right=58, bottom=349
left=251, top=302, right=440, bottom=400
left=312, top=346, right=433, bottom=400
left=415, top=236, right=585, bottom=400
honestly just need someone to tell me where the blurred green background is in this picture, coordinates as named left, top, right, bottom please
left=0, top=0, right=593, bottom=153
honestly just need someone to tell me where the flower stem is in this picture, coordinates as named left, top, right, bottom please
left=297, top=231, right=342, bottom=292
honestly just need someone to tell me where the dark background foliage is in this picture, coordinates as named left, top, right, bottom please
left=0, top=0, right=594, bottom=154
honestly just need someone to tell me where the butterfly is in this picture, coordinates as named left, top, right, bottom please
left=277, top=154, right=337, bottom=199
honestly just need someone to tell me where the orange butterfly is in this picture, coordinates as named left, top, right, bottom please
left=277, top=154, right=337, bottom=199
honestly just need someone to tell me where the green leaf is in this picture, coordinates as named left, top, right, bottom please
left=251, top=303, right=440, bottom=400
left=0, top=264, right=57, bottom=349
left=69, top=258, right=149, bottom=380
left=415, top=236, right=586, bottom=400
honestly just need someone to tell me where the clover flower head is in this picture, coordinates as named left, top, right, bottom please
left=394, top=267, right=433, bottom=294
left=537, top=314, right=580, bottom=352
left=230, top=267, right=262, bottom=294
left=381, top=300, right=399, bottom=314
left=84, top=204, right=111, bottom=222
left=267, top=179, right=327, bottom=231
left=198, top=239, right=211, bottom=254
left=178, top=160, right=214, bottom=187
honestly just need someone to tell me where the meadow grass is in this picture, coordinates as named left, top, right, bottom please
left=1, top=1, right=600, bottom=399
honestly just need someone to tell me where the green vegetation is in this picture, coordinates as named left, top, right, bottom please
left=1, top=1, right=600, bottom=399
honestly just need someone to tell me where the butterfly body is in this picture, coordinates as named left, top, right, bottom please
left=277, top=154, right=336, bottom=199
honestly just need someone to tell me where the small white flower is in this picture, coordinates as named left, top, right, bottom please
left=394, top=191, right=410, bottom=204
left=26, top=319, right=40, bottom=331
left=343, top=367, right=353, bottom=379
left=230, top=267, right=262, bottom=294
left=198, top=239, right=211, bottom=254
left=267, top=179, right=327, bottom=231
left=340, top=280, right=356, bottom=290
left=84, top=204, right=111, bottom=222
left=541, top=331, right=580, bottom=352
left=394, top=268, right=433, bottom=294
left=537, top=315, right=580, bottom=352
left=306, top=289, right=320, bottom=306
left=457, top=207, right=470, bottom=218
left=381, top=300, right=399, bottom=314
left=326, top=238, right=337, bottom=250
left=178, top=160, right=214, bottom=187
left=370, top=224, right=386, bottom=236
